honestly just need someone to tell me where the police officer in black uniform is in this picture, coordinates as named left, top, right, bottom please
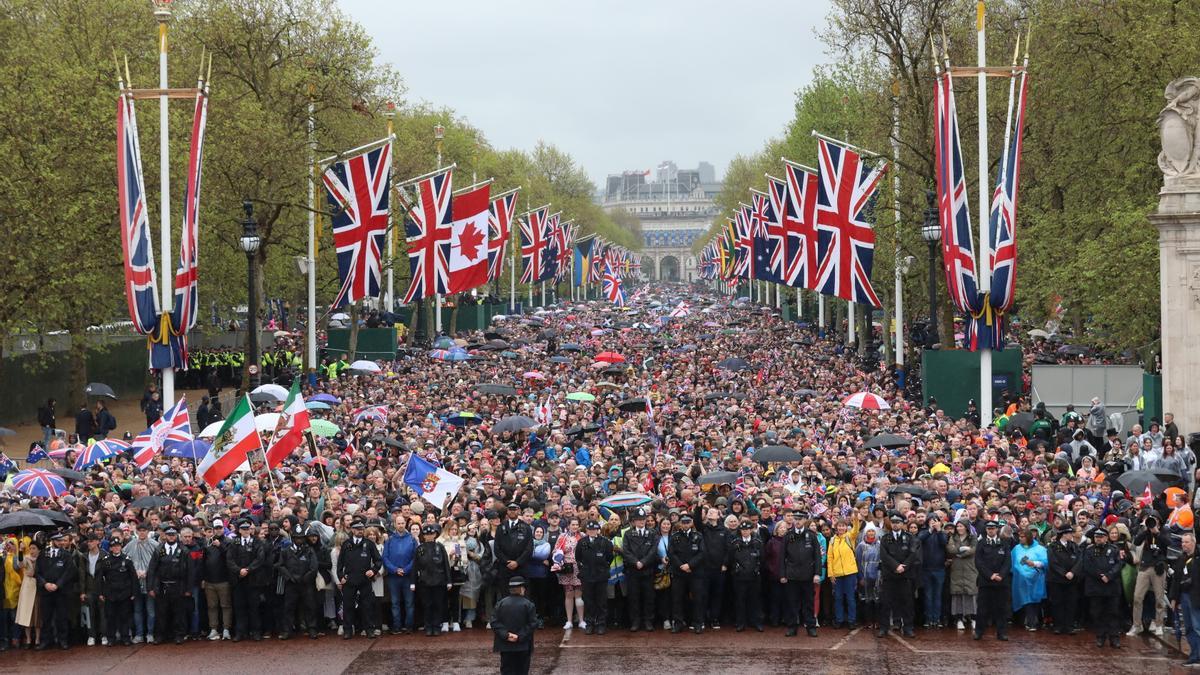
left=879, top=513, right=918, bottom=638
left=276, top=532, right=318, bottom=639
left=98, top=537, right=137, bottom=646
left=974, top=520, right=1012, bottom=641
left=782, top=510, right=822, bottom=637
left=494, top=504, right=534, bottom=594
left=36, top=532, right=76, bottom=650
left=227, top=519, right=267, bottom=641
left=667, top=513, right=706, bottom=634
left=575, top=520, right=614, bottom=635
left=492, top=576, right=538, bottom=675
left=413, top=523, right=452, bottom=637
left=1081, top=526, right=1124, bottom=648
left=337, top=520, right=381, bottom=639
left=730, top=520, right=764, bottom=632
left=148, top=526, right=194, bottom=644
left=621, top=508, right=658, bottom=632
left=1047, top=524, right=1081, bottom=635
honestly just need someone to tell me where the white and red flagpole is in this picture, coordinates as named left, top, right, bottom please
left=976, top=0, right=993, bottom=427
left=154, top=1, right=175, bottom=408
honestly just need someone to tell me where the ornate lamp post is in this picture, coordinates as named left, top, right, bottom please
left=921, top=190, right=941, bottom=348
left=240, top=199, right=262, bottom=388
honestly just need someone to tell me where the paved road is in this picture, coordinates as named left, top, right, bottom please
left=0, top=627, right=1187, bottom=674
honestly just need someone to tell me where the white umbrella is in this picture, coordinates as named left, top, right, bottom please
left=255, top=413, right=281, bottom=432
left=250, top=383, right=289, bottom=400
left=330, top=312, right=349, bottom=321
left=273, top=330, right=291, bottom=338
left=348, top=360, right=381, bottom=373
left=197, top=421, right=224, bottom=438
left=1027, top=328, right=1050, bottom=338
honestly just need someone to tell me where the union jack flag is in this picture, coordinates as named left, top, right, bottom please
left=132, top=396, right=192, bottom=470
left=813, top=138, right=885, bottom=308
left=781, top=160, right=819, bottom=289
left=733, top=210, right=753, bottom=279
left=353, top=405, right=388, bottom=424
left=933, top=70, right=981, bottom=315
left=401, top=166, right=454, bottom=303
left=171, top=75, right=209, bottom=337
left=763, top=180, right=789, bottom=283
left=602, top=259, right=626, bottom=307
left=323, top=140, right=393, bottom=307
left=519, top=206, right=549, bottom=284
left=117, top=85, right=160, bottom=335
left=554, top=220, right=574, bottom=282
left=988, top=64, right=1027, bottom=319
left=589, top=238, right=606, bottom=283
left=487, top=189, right=519, bottom=282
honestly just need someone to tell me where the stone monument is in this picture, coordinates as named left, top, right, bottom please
left=1152, top=76, right=1200, bottom=437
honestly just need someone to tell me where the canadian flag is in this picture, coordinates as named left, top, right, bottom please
left=446, top=183, right=491, bottom=293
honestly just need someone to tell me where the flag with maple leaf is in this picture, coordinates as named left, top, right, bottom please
left=447, top=182, right=491, bottom=293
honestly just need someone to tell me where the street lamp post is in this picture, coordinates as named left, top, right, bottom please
left=240, top=199, right=262, bottom=389
left=921, top=190, right=941, bottom=349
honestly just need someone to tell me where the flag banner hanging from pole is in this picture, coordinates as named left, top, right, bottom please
left=780, top=160, right=819, bottom=290
left=400, top=166, right=453, bottom=303
left=589, top=238, right=606, bottom=284
left=813, top=137, right=885, bottom=308
left=446, top=182, right=491, bottom=293
left=602, top=258, right=626, bottom=307
left=539, top=212, right=562, bottom=282
left=573, top=236, right=595, bottom=287
left=986, top=54, right=1028, bottom=348
left=933, top=63, right=992, bottom=349
left=323, top=139, right=392, bottom=308
left=750, top=190, right=779, bottom=284
left=554, top=220, right=575, bottom=284
left=117, top=83, right=160, bottom=336
left=519, top=206, right=549, bottom=285
left=487, top=188, right=519, bottom=282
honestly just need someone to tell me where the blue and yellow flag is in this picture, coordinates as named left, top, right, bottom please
left=573, top=236, right=595, bottom=287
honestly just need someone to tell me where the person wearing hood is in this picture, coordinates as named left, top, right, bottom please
left=784, top=469, right=805, bottom=497
left=522, top=525, right=552, bottom=628
left=1066, top=430, right=1096, bottom=466
left=275, top=535, right=318, bottom=639
left=383, top=515, right=417, bottom=634
left=854, top=526, right=881, bottom=629
left=946, top=520, right=978, bottom=632
left=1011, top=529, right=1048, bottom=631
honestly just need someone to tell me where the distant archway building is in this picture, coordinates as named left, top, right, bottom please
left=600, top=161, right=722, bottom=282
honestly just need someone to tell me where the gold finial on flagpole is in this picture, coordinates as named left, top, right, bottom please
left=123, top=54, right=132, bottom=88
left=1011, top=33, right=1021, bottom=68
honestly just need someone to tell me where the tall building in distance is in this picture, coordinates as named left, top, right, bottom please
left=600, top=161, right=722, bottom=282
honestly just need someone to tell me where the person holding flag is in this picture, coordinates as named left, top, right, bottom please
left=403, top=454, right=465, bottom=512
left=265, top=380, right=311, bottom=468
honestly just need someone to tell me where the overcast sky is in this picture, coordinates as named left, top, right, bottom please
left=338, top=0, right=834, bottom=186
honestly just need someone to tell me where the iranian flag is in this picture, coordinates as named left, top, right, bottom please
left=446, top=182, right=491, bottom=293
left=199, top=395, right=261, bottom=487
left=265, top=380, right=310, bottom=468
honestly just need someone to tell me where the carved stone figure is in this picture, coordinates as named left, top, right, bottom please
left=1158, top=77, right=1200, bottom=180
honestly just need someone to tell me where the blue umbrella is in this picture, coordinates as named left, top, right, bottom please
left=164, top=439, right=211, bottom=460
left=305, top=401, right=331, bottom=411
left=310, top=394, right=339, bottom=404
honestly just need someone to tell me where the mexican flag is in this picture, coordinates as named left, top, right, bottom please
left=199, top=395, right=261, bottom=487
left=265, top=380, right=310, bottom=468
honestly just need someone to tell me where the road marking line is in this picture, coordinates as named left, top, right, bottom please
left=559, top=628, right=572, bottom=648
left=830, top=627, right=861, bottom=650
left=890, top=633, right=919, bottom=653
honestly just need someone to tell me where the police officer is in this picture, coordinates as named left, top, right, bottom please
left=621, top=508, right=658, bottom=632
left=36, top=532, right=77, bottom=650
left=879, top=513, right=918, bottom=638
left=98, top=537, right=137, bottom=646
left=275, top=532, right=318, bottom=640
left=782, top=510, right=822, bottom=637
left=575, top=520, right=614, bottom=635
left=492, top=576, right=538, bottom=675
left=413, top=523, right=452, bottom=637
left=226, top=519, right=267, bottom=641
left=730, top=520, right=764, bottom=632
left=1081, top=526, right=1123, bottom=648
left=494, top=503, right=533, bottom=593
left=667, top=513, right=706, bottom=634
left=1046, top=524, right=1080, bottom=635
left=337, top=520, right=381, bottom=639
left=974, top=520, right=1012, bottom=641
left=148, top=526, right=194, bottom=644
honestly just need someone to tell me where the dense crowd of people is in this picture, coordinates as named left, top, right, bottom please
left=0, top=283, right=1196, bottom=666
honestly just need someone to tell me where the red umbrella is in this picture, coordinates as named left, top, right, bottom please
left=595, top=352, right=626, bottom=363
left=842, top=392, right=890, bottom=410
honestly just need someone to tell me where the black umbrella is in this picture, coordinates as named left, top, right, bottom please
left=372, top=436, right=410, bottom=450
left=864, top=433, right=912, bottom=450
left=492, top=415, right=538, bottom=434
left=549, top=356, right=573, bottom=364
left=617, top=398, right=649, bottom=413
left=795, top=389, right=820, bottom=398
left=479, top=339, right=510, bottom=351
left=48, top=467, right=87, bottom=483
left=560, top=343, right=584, bottom=352
left=565, top=422, right=601, bottom=437
left=0, top=511, right=59, bottom=533
left=538, top=329, right=559, bottom=340
left=476, top=383, right=518, bottom=397
left=718, top=358, right=751, bottom=371
left=1117, top=470, right=1182, bottom=497
left=603, top=365, right=626, bottom=376
left=1007, top=412, right=1036, bottom=435
left=84, top=382, right=117, bottom=399
left=24, top=509, right=74, bottom=527
left=484, top=331, right=506, bottom=340
left=130, top=495, right=172, bottom=510
left=697, top=470, right=739, bottom=486
left=752, top=445, right=803, bottom=463
left=889, top=485, right=932, bottom=499
left=249, top=392, right=279, bottom=404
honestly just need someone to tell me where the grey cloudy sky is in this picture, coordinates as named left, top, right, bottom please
left=338, top=0, right=834, bottom=186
